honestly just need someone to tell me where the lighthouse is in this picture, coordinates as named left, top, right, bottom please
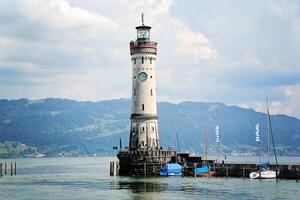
left=117, top=15, right=175, bottom=176
left=129, top=14, right=159, bottom=151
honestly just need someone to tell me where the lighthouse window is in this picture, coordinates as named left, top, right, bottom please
left=150, top=89, right=153, bottom=96
left=134, top=89, right=136, bottom=96
left=142, top=57, right=144, bottom=64
left=142, top=127, right=145, bottom=132
left=142, top=104, right=145, bottom=111
left=150, top=76, right=152, bottom=78
left=133, top=58, right=136, bottom=64
left=150, top=58, right=152, bottom=64
left=152, top=127, right=154, bottom=132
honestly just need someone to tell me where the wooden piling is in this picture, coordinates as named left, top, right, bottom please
left=0, top=163, right=2, bottom=177
left=10, top=162, right=13, bottom=176
left=110, top=161, right=114, bottom=176
left=226, top=165, right=228, bottom=179
left=116, top=161, right=119, bottom=176
left=4, top=162, right=7, bottom=175
left=14, top=161, right=17, bottom=175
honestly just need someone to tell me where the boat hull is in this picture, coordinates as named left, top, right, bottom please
left=249, top=170, right=278, bottom=179
left=196, top=171, right=217, bottom=177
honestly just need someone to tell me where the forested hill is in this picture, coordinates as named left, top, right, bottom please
left=0, top=98, right=299, bottom=157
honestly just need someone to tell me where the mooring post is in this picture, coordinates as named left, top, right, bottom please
left=10, top=162, right=13, bottom=176
left=226, top=165, right=228, bottom=179
left=14, top=161, right=17, bottom=176
left=109, top=161, right=114, bottom=176
left=144, top=162, right=147, bottom=177
left=4, top=162, right=7, bottom=175
left=0, top=163, right=2, bottom=177
left=258, top=166, right=261, bottom=181
left=242, top=165, right=245, bottom=179
left=276, top=167, right=278, bottom=182
left=296, top=168, right=299, bottom=182
left=116, top=161, right=119, bottom=176
left=194, top=163, right=197, bottom=178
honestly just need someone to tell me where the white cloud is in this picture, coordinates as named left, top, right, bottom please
left=238, top=84, right=300, bottom=119
left=0, top=0, right=299, bottom=118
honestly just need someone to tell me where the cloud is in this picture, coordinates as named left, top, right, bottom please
left=238, top=84, right=300, bottom=119
left=0, top=0, right=299, bottom=118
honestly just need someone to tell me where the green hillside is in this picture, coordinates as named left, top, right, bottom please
left=0, top=98, right=299, bottom=157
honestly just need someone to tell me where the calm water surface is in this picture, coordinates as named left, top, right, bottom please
left=0, top=157, right=299, bottom=200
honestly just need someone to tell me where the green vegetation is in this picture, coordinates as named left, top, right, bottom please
left=0, top=98, right=299, bottom=158
left=0, top=141, right=37, bottom=158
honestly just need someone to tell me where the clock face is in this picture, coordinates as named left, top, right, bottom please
left=138, top=72, right=147, bottom=82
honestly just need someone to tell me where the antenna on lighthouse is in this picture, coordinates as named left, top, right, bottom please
left=141, top=13, right=144, bottom=25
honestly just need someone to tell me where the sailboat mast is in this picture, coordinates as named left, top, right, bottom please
left=267, top=102, right=279, bottom=167
left=176, top=132, right=180, bottom=152
left=204, top=126, right=208, bottom=162
left=267, top=97, right=270, bottom=159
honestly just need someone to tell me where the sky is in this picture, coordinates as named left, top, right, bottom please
left=0, top=0, right=299, bottom=118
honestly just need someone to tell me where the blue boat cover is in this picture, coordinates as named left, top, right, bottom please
left=194, top=164, right=209, bottom=174
left=160, top=163, right=182, bottom=176
left=257, top=162, right=270, bottom=167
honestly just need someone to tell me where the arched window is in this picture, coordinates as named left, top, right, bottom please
left=142, top=57, right=144, bottom=64
left=150, top=58, right=152, bottom=64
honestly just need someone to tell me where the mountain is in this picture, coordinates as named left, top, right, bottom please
left=0, top=98, right=299, bottom=157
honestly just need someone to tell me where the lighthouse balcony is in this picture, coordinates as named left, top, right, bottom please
left=130, top=41, right=157, bottom=49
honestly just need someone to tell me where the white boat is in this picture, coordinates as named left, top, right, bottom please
left=249, top=163, right=278, bottom=179
left=249, top=98, right=279, bottom=179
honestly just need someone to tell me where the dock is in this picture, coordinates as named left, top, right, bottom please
left=112, top=151, right=300, bottom=180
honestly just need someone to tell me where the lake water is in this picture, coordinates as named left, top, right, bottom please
left=0, top=157, right=299, bottom=200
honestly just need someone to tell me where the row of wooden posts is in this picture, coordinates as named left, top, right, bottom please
left=0, top=161, right=17, bottom=177
left=110, top=161, right=119, bottom=176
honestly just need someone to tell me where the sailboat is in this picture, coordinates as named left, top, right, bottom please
left=194, top=126, right=217, bottom=177
left=250, top=99, right=279, bottom=179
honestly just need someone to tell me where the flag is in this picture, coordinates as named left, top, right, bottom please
left=255, top=123, right=260, bottom=142
left=215, top=125, right=220, bottom=143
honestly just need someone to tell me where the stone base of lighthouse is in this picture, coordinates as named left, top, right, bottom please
left=117, top=150, right=176, bottom=176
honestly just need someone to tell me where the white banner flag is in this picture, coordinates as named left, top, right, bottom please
left=255, top=123, right=260, bottom=142
left=215, top=125, right=220, bottom=143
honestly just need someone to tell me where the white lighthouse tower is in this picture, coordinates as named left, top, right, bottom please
left=129, top=15, right=160, bottom=151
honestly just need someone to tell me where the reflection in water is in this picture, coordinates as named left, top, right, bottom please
left=110, top=179, right=167, bottom=193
